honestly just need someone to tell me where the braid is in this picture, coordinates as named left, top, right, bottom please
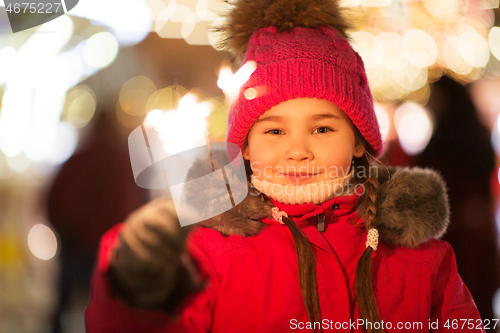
left=354, top=153, right=384, bottom=333
left=363, top=157, right=379, bottom=228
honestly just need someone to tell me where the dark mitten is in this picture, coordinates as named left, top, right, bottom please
left=107, top=198, right=204, bottom=312
left=199, top=188, right=274, bottom=237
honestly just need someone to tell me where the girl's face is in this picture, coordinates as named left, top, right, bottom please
left=243, top=98, right=365, bottom=185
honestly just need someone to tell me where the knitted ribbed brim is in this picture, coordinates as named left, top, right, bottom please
left=226, top=26, right=383, bottom=156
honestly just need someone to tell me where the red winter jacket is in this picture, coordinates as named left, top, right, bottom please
left=86, top=167, right=485, bottom=332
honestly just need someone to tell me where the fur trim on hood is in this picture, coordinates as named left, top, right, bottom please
left=356, top=166, right=450, bottom=248
left=183, top=152, right=450, bottom=249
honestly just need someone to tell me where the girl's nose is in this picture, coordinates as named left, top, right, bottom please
left=285, top=137, right=313, bottom=162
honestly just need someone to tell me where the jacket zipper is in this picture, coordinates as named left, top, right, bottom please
left=317, top=212, right=325, bottom=232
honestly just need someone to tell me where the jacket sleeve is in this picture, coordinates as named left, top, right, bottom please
left=429, top=241, right=486, bottom=333
left=85, top=223, right=219, bottom=333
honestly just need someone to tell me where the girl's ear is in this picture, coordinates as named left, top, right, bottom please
left=353, top=140, right=365, bottom=158
left=242, top=145, right=250, bottom=160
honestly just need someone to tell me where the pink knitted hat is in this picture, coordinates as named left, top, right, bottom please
left=221, top=1, right=383, bottom=156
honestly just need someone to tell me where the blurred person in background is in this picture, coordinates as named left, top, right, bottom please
left=417, top=75, right=500, bottom=320
left=46, top=112, right=148, bottom=333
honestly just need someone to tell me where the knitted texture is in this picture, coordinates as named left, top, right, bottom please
left=250, top=170, right=353, bottom=205
left=226, top=26, right=383, bottom=156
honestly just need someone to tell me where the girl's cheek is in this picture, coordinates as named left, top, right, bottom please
left=258, top=151, right=278, bottom=164
left=326, top=152, right=352, bottom=172
left=252, top=168, right=261, bottom=179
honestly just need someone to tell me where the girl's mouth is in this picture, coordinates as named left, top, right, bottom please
left=280, top=173, right=317, bottom=182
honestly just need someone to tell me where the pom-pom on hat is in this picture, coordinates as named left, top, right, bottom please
left=219, top=0, right=383, bottom=156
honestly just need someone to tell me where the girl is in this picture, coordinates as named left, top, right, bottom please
left=85, top=0, right=485, bottom=332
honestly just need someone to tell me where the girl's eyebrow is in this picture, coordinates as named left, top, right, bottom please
left=310, top=113, right=341, bottom=120
left=255, top=115, right=286, bottom=124
left=255, top=113, right=341, bottom=124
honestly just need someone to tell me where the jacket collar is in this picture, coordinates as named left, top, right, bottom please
left=268, top=193, right=360, bottom=225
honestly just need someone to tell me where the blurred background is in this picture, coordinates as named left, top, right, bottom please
left=0, top=0, right=499, bottom=332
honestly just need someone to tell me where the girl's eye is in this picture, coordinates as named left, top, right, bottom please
left=265, top=129, right=283, bottom=135
left=314, top=127, right=333, bottom=134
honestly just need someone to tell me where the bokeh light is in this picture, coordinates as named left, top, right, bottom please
left=489, top=27, right=500, bottom=61
left=443, top=35, right=474, bottom=75
left=459, top=30, right=490, bottom=69
left=0, top=87, right=33, bottom=157
left=405, top=82, right=432, bottom=105
left=244, top=88, right=257, bottom=100
left=155, top=3, right=192, bottom=39
left=394, top=102, right=434, bottom=155
left=58, top=50, right=85, bottom=89
left=423, top=0, right=461, bottom=17
left=181, top=12, right=198, bottom=41
left=63, top=85, right=97, bottom=128
left=143, top=0, right=167, bottom=19
left=27, top=224, right=58, bottom=261
left=351, top=31, right=384, bottom=69
left=46, top=122, right=79, bottom=165
left=403, top=29, right=437, bottom=68
left=184, top=20, right=212, bottom=45
left=146, top=85, right=189, bottom=112
left=206, top=97, right=228, bottom=140
left=75, top=39, right=100, bottom=78
left=492, top=114, right=500, bottom=156
left=393, top=63, right=428, bottom=92
left=0, top=47, right=17, bottom=85
left=493, top=286, right=500, bottom=320
left=374, top=103, right=390, bottom=141
left=67, top=0, right=153, bottom=46
left=105, top=0, right=153, bottom=46
left=361, top=0, right=391, bottom=7
left=119, top=76, right=157, bottom=116
left=377, top=32, right=407, bottom=71
left=6, top=152, right=31, bottom=173
left=365, top=66, right=384, bottom=90
left=0, top=153, right=13, bottom=180
left=83, top=32, right=119, bottom=69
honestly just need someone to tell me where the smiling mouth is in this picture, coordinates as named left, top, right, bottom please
left=280, top=173, right=318, bottom=181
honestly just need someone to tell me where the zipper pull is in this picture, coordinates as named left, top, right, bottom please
left=317, top=212, right=325, bottom=232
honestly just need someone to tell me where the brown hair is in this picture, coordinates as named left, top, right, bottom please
left=243, top=128, right=383, bottom=333
left=353, top=152, right=384, bottom=333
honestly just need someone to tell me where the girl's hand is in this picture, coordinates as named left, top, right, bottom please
left=200, top=190, right=273, bottom=237
left=108, top=198, right=201, bottom=310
